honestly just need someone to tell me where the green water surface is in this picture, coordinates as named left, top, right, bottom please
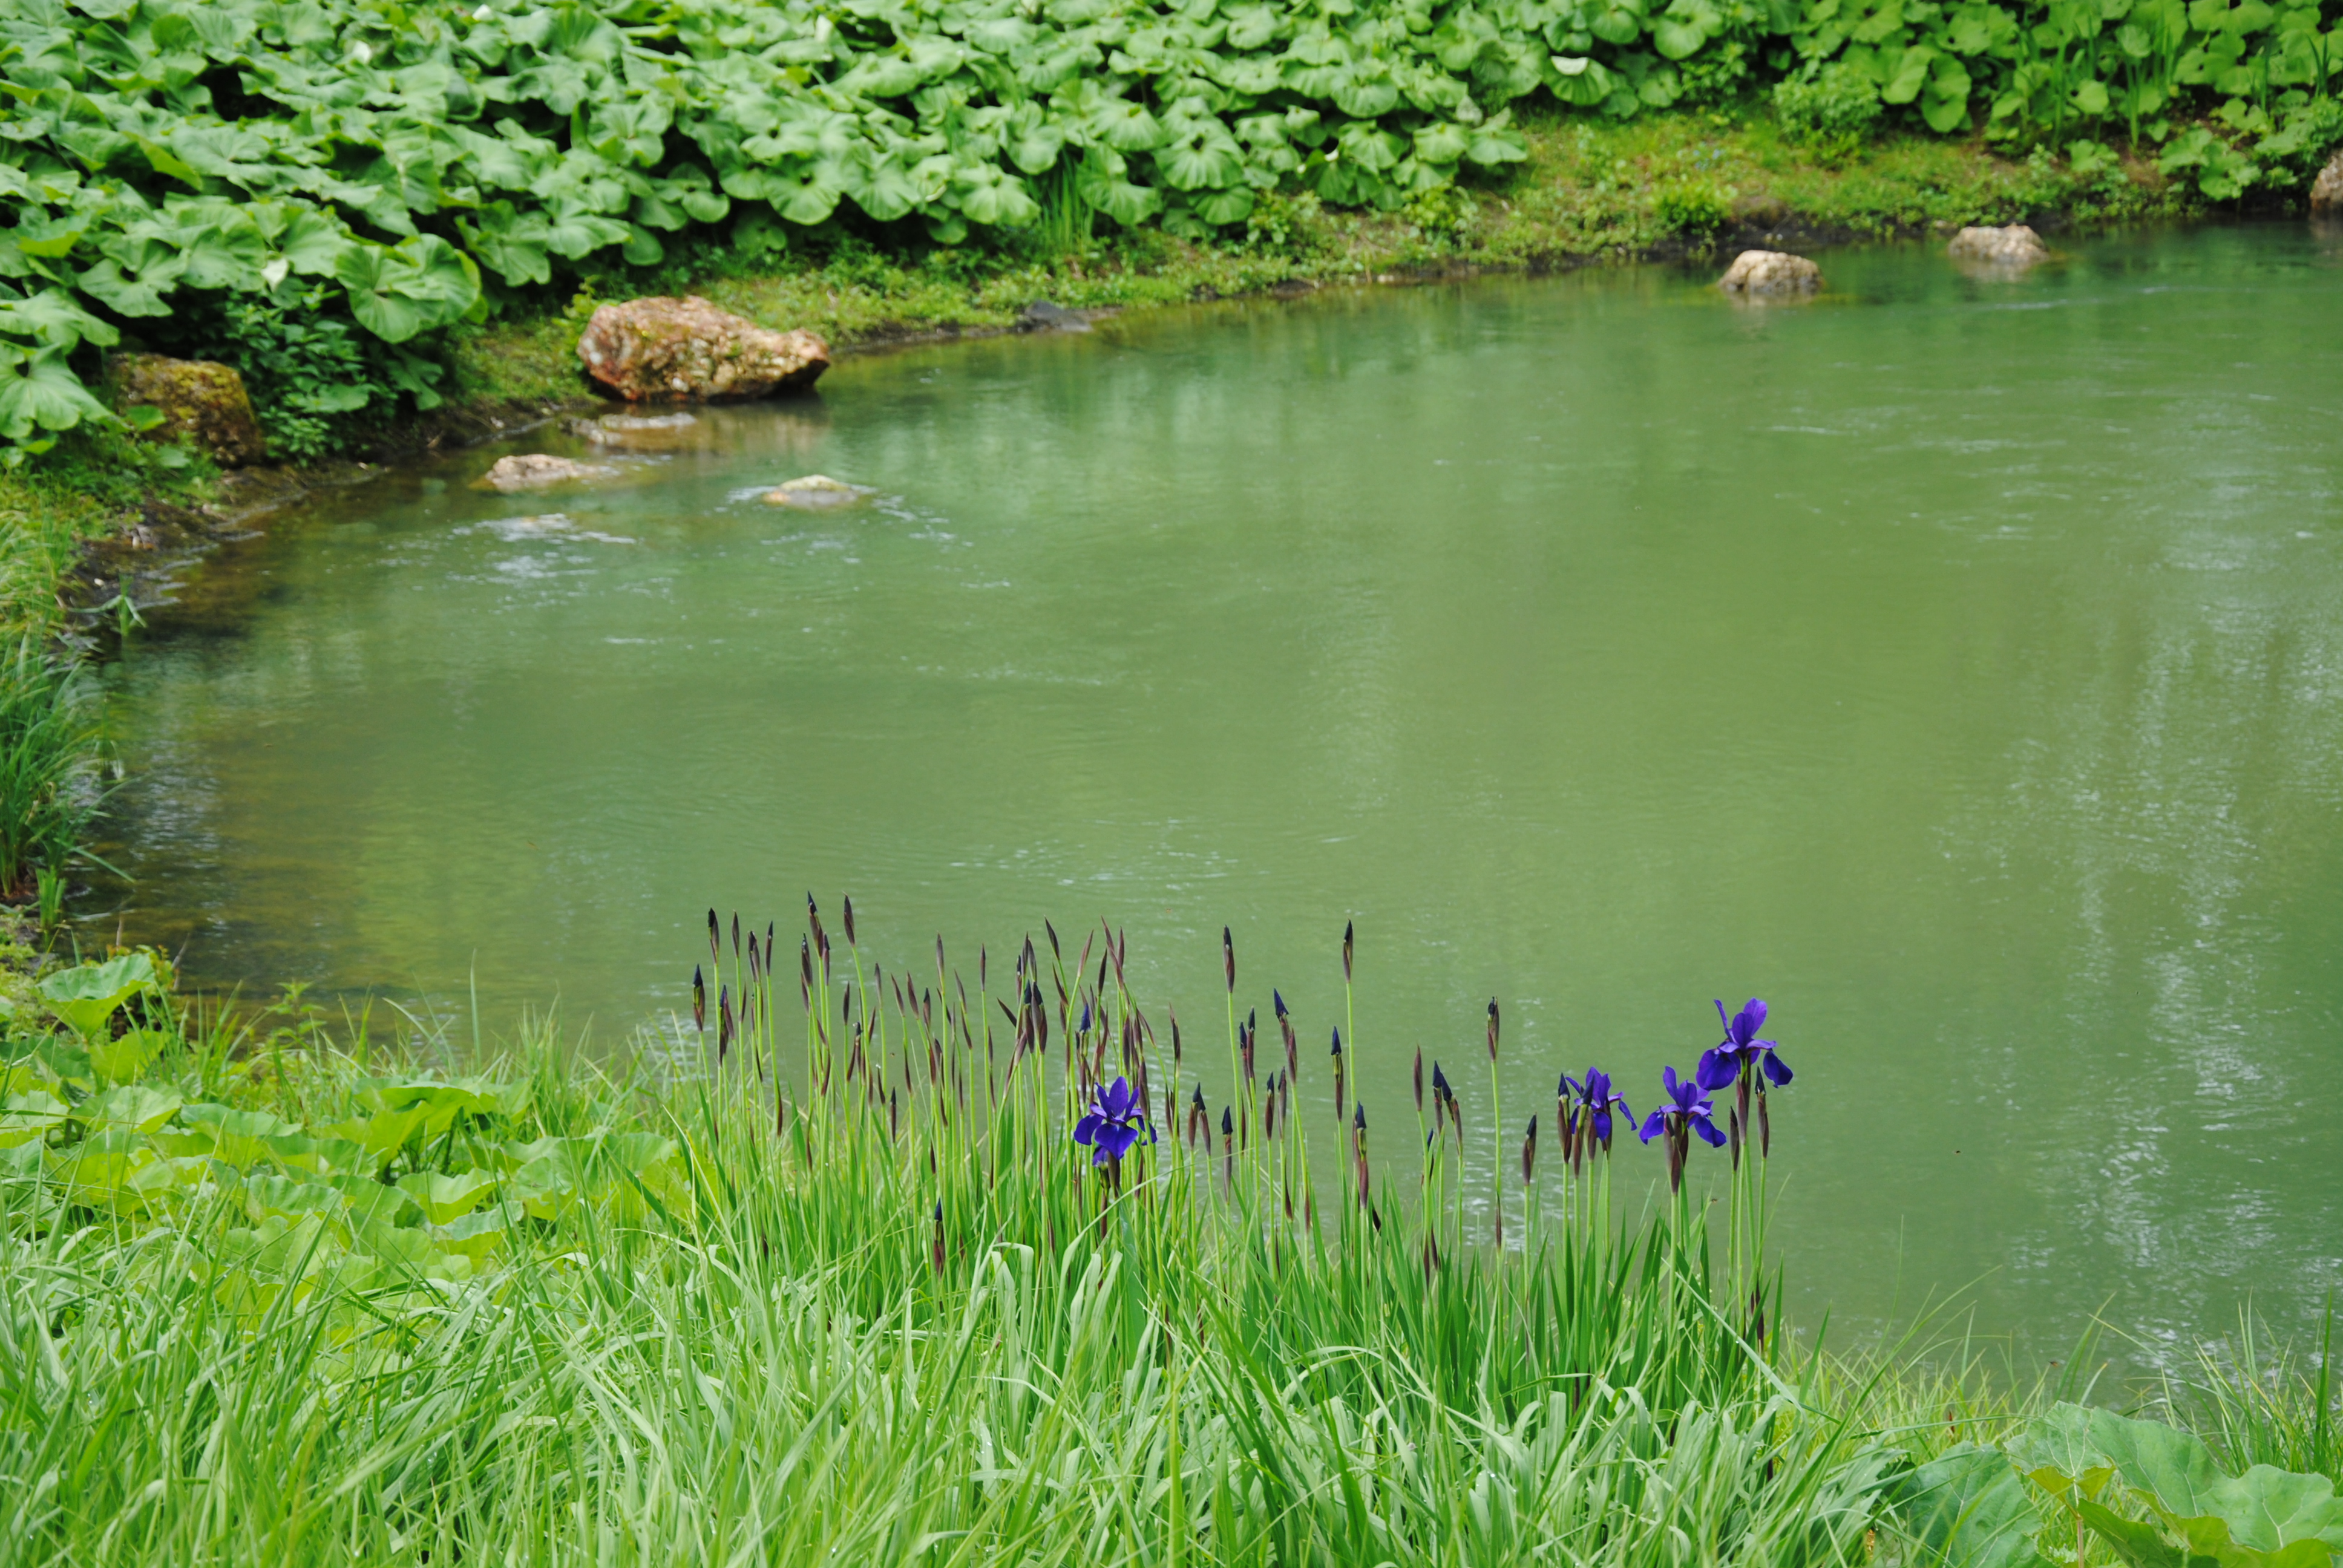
left=93, top=224, right=2343, bottom=1364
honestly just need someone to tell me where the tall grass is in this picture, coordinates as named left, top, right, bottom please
left=0, top=909, right=2214, bottom=1566
left=2160, top=1306, right=2341, bottom=1483
left=0, top=638, right=104, bottom=903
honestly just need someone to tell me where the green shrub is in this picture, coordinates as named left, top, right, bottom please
left=1774, top=65, right=1886, bottom=160
left=1244, top=190, right=1329, bottom=261
left=2258, top=95, right=2343, bottom=191
left=1653, top=176, right=1734, bottom=234
left=185, top=292, right=443, bottom=463
left=1400, top=185, right=1474, bottom=247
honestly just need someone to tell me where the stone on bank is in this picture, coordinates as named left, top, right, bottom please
left=577, top=296, right=830, bottom=402
left=108, top=354, right=267, bottom=466
left=2313, top=151, right=2343, bottom=215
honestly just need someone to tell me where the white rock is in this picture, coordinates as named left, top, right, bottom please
left=1718, top=250, right=1823, bottom=294
left=479, top=454, right=617, bottom=492
left=1947, top=225, right=2048, bottom=265
left=762, top=474, right=872, bottom=509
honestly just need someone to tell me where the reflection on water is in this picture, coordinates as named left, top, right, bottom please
left=89, top=224, right=2343, bottom=1368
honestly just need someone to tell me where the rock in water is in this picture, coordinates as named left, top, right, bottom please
left=569, top=411, right=703, bottom=449
left=2312, top=151, right=2343, bottom=215
left=1947, top=225, right=2049, bottom=264
left=1017, top=300, right=1089, bottom=333
left=762, top=474, right=871, bottom=508
left=108, top=354, right=267, bottom=466
left=577, top=296, right=830, bottom=401
left=1717, top=251, right=1823, bottom=295
left=479, top=454, right=617, bottom=492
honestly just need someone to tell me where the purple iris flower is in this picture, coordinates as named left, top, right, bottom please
left=1562, top=1070, right=1633, bottom=1145
left=1697, top=998, right=1791, bottom=1093
left=1638, top=1066, right=1726, bottom=1149
left=1074, top=1076, right=1155, bottom=1166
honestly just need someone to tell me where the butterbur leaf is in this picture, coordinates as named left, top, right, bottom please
left=621, top=226, right=664, bottom=266
left=2011, top=1405, right=2343, bottom=1568
left=1884, top=45, right=1936, bottom=103
left=176, top=221, right=268, bottom=290
left=952, top=163, right=1038, bottom=226
left=1414, top=120, right=1470, bottom=163
left=169, top=1104, right=299, bottom=1167
left=335, top=235, right=481, bottom=344
left=1924, top=59, right=1975, bottom=131
left=1090, top=97, right=1166, bottom=151
left=36, top=953, right=159, bottom=1041
left=1885, top=1445, right=2054, bottom=1568
left=397, top=1168, right=502, bottom=1225
left=2, top=287, right=120, bottom=352
left=1652, top=17, right=1708, bottom=56
left=1193, top=185, right=1255, bottom=223
left=1464, top=117, right=1528, bottom=166
left=1551, top=54, right=1617, bottom=104
left=0, top=358, right=83, bottom=440
left=11, top=217, right=88, bottom=260
left=848, top=157, right=923, bottom=222
left=1075, top=151, right=1163, bottom=224
left=89, top=1028, right=171, bottom=1086
left=243, top=1174, right=346, bottom=1221
left=2008, top=1403, right=2121, bottom=1504
left=0, top=1093, right=68, bottom=1149
left=434, top=1204, right=514, bottom=1260
left=76, top=260, right=176, bottom=318
left=277, top=208, right=354, bottom=275
left=79, top=1083, right=183, bottom=1135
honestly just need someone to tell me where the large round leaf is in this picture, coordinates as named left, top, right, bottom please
left=334, top=234, right=481, bottom=345
left=1651, top=18, right=1708, bottom=57
left=952, top=162, right=1039, bottom=226
left=1192, top=185, right=1255, bottom=224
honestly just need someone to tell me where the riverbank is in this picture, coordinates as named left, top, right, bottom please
left=445, top=109, right=2195, bottom=408
left=2, top=929, right=2335, bottom=1563
left=6, top=109, right=2203, bottom=603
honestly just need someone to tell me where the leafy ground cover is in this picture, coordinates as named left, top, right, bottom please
left=0, top=911, right=2335, bottom=1563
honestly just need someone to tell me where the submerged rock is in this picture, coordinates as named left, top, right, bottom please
left=108, top=354, right=267, bottom=466
left=569, top=411, right=703, bottom=449
left=761, top=474, right=871, bottom=509
left=479, top=454, right=617, bottom=492
left=1016, top=300, right=1090, bottom=333
left=1717, top=250, right=1822, bottom=295
left=1948, top=224, right=2048, bottom=265
left=577, top=296, right=830, bottom=402
left=2312, top=151, right=2343, bottom=215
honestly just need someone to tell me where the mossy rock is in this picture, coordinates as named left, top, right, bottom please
left=108, top=354, right=267, bottom=467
